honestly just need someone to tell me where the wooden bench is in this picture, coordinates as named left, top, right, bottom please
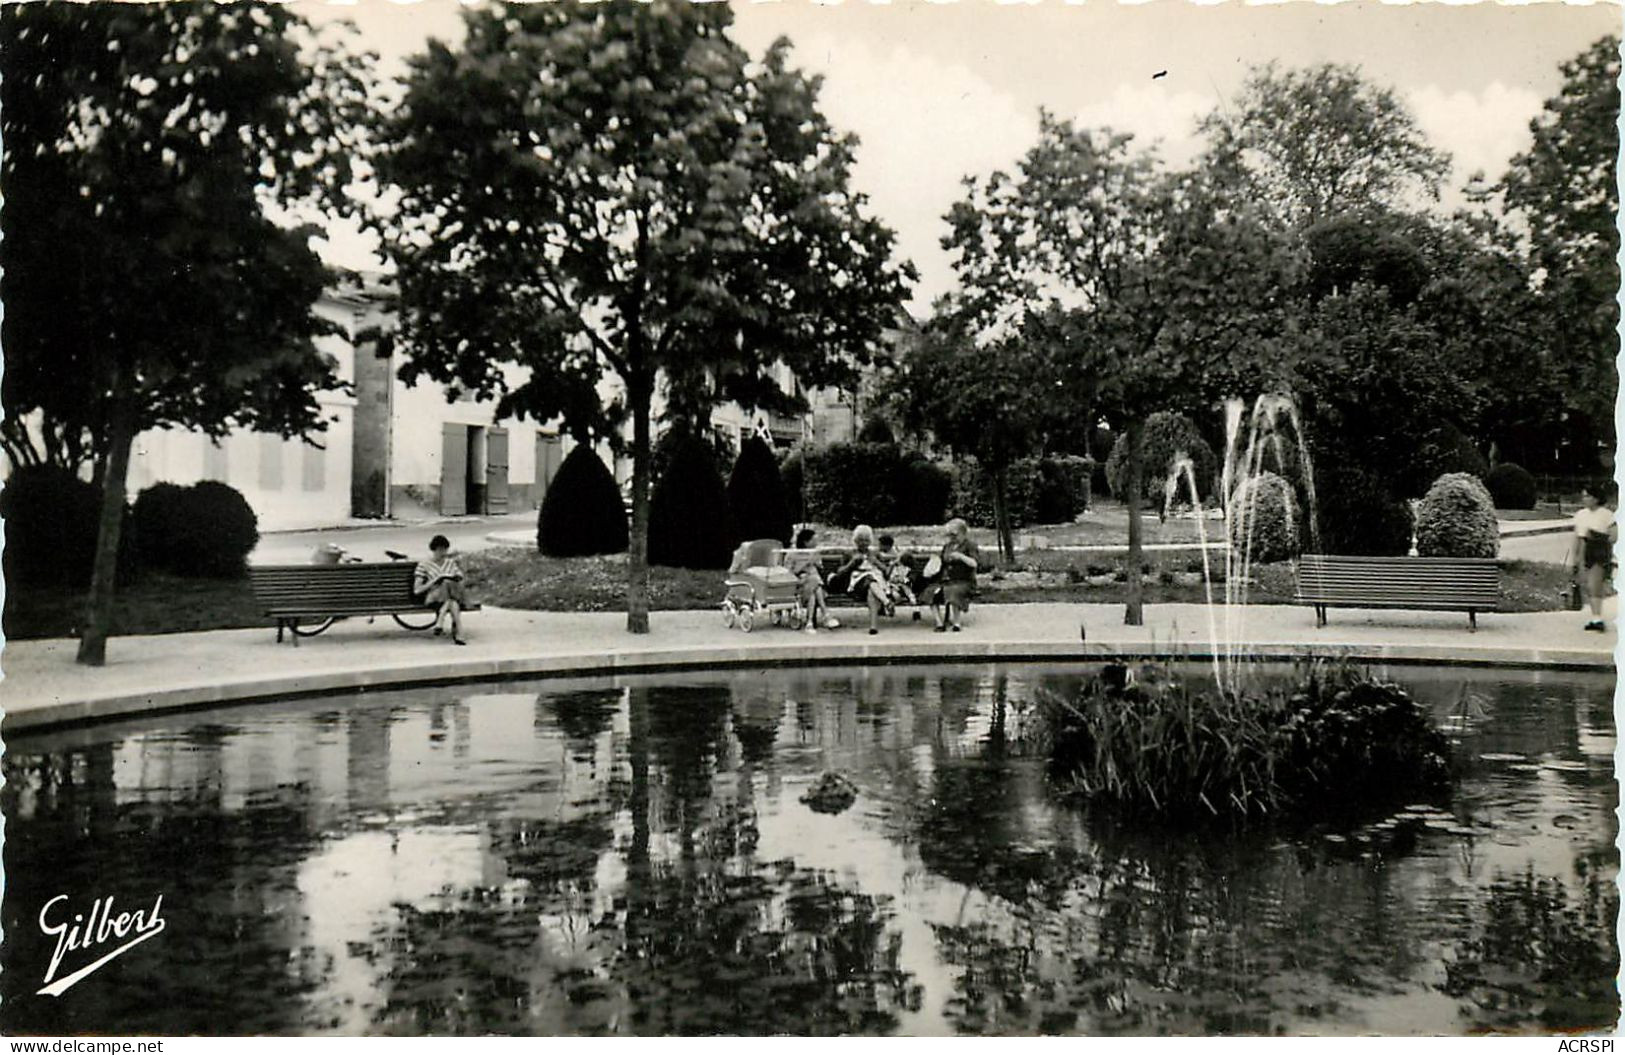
left=248, top=562, right=481, bottom=644
left=784, top=546, right=974, bottom=621
left=1294, top=554, right=1500, bottom=631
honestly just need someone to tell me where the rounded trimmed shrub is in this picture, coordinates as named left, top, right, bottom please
left=1309, top=462, right=1413, bottom=557
left=132, top=480, right=259, bottom=578
left=0, top=464, right=105, bottom=586
left=1484, top=462, right=1537, bottom=511
left=1105, top=412, right=1218, bottom=505
left=649, top=434, right=735, bottom=569
left=726, top=436, right=792, bottom=546
left=1415, top=472, right=1499, bottom=558
left=538, top=445, right=628, bottom=557
left=1228, top=471, right=1298, bottom=563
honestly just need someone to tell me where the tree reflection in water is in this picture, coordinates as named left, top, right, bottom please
left=363, top=684, right=917, bottom=1035
left=0, top=666, right=1615, bottom=1036
left=1441, top=851, right=1619, bottom=1033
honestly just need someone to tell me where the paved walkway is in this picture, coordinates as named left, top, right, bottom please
left=1, top=599, right=1613, bottom=734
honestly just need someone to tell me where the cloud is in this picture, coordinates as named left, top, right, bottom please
left=1406, top=81, right=1542, bottom=186
left=1069, top=82, right=1213, bottom=168
left=781, top=31, right=1040, bottom=309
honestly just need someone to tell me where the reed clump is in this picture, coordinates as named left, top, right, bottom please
left=1041, top=661, right=1452, bottom=820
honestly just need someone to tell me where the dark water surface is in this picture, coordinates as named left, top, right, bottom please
left=2, top=663, right=1616, bottom=1036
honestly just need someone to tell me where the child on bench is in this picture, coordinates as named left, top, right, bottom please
left=414, top=534, right=468, bottom=645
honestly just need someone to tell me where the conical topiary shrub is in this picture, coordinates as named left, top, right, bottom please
left=538, top=444, right=628, bottom=557
left=726, top=436, right=792, bottom=546
left=1415, top=472, right=1499, bottom=558
left=649, top=434, right=735, bottom=569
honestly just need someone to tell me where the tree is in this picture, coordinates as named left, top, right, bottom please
left=370, top=1, right=912, bottom=633
left=0, top=2, right=369, bottom=664
left=942, top=114, right=1301, bottom=622
left=890, top=321, right=1058, bottom=562
left=1500, top=34, right=1621, bottom=463
left=1199, top=63, right=1450, bottom=229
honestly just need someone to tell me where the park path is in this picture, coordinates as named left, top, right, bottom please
left=2, top=599, right=1611, bottom=735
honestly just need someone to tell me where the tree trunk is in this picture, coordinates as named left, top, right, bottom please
left=77, top=392, right=136, bottom=666
left=1124, top=417, right=1145, bottom=627
left=992, top=462, right=1014, bottom=563
left=626, top=376, right=653, bottom=635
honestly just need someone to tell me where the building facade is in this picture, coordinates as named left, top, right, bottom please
left=122, top=282, right=564, bottom=531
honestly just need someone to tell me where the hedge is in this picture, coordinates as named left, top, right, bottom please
left=897, top=454, right=953, bottom=526
left=1309, top=461, right=1413, bottom=556
left=1415, top=472, right=1499, bottom=559
left=802, top=442, right=903, bottom=527
left=0, top=464, right=108, bottom=587
left=950, top=455, right=1092, bottom=530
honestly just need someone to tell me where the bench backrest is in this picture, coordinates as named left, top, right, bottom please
left=249, top=561, right=420, bottom=615
left=1296, top=554, right=1499, bottom=608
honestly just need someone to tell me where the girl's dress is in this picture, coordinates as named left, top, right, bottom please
left=415, top=555, right=467, bottom=606
left=844, top=550, right=893, bottom=609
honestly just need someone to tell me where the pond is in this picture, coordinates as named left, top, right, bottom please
left=1, top=663, right=1616, bottom=1036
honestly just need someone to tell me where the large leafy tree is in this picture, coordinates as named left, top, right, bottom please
left=0, top=2, right=370, bottom=664
left=370, top=1, right=912, bottom=633
left=1199, top=62, right=1451, bottom=229
left=943, top=115, right=1301, bottom=623
left=890, top=321, right=1062, bottom=562
left=1500, top=34, right=1621, bottom=463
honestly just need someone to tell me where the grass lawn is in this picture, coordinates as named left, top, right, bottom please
left=810, top=499, right=1217, bottom=550
left=5, top=572, right=269, bottom=641
left=5, top=549, right=1577, bottom=641
left=1495, top=506, right=1574, bottom=521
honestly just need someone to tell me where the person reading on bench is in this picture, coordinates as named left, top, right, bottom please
left=414, top=534, right=468, bottom=645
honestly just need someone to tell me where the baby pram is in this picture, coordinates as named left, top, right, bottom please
left=722, top=539, right=808, bottom=632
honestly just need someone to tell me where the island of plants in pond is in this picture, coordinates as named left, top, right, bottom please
left=1032, top=661, right=1454, bottom=820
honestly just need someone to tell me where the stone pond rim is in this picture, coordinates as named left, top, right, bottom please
left=2, top=632, right=1612, bottom=737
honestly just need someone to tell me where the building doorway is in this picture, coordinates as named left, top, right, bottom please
left=440, top=424, right=509, bottom=515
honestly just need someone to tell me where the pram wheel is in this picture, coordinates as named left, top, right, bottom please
left=722, top=602, right=736, bottom=629
left=738, top=608, right=755, bottom=632
left=788, top=606, right=807, bottom=630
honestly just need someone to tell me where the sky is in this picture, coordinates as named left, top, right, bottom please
left=307, top=0, right=1622, bottom=309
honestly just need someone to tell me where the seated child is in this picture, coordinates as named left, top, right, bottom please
left=413, top=534, right=468, bottom=645
left=787, top=528, right=838, bottom=632
left=876, top=533, right=918, bottom=607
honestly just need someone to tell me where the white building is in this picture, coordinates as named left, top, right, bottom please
left=121, top=282, right=563, bottom=531
left=22, top=284, right=896, bottom=531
